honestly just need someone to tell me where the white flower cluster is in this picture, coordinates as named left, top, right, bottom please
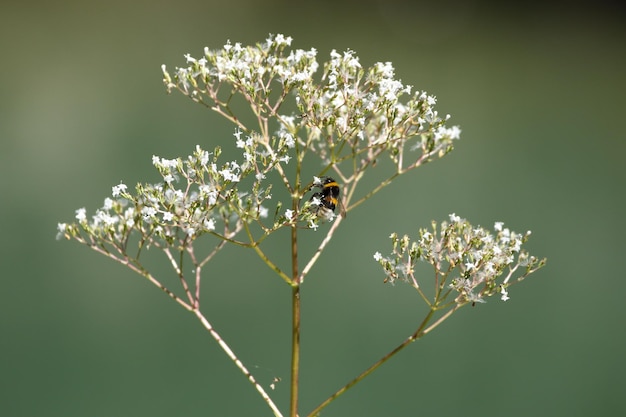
left=294, top=49, right=461, bottom=168
left=162, top=34, right=460, bottom=176
left=374, top=214, right=545, bottom=305
left=57, top=141, right=274, bottom=246
left=61, top=34, right=467, bottom=253
left=162, top=34, right=318, bottom=101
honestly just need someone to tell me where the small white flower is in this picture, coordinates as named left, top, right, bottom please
left=449, top=213, right=461, bottom=223
left=500, top=286, right=510, bottom=301
left=124, top=208, right=135, bottom=227
left=204, top=218, right=216, bottom=231
left=220, top=168, right=236, bottom=182
left=112, top=182, right=127, bottom=197
left=285, top=209, right=294, bottom=220
left=195, top=145, right=210, bottom=166
left=142, top=206, right=157, bottom=217
left=103, top=198, right=114, bottom=210
left=467, top=292, right=486, bottom=304
left=207, top=190, right=219, bottom=206
left=161, top=158, right=178, bottom=169
left=274, top=34, right=292, bottom=46
left=56, top=223, right=67, bottom=240
left=75, top=208, right=87, bottom=222
left=373, top=252, right=383, bottom=261
left=310, top=195, right=321, bottom=207
left=283, top=133, right=295, bottom=148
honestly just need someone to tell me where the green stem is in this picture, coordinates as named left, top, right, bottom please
left=243, top=221, right=291, bottom=284
left=290, top=283, right=301, bottom=417
left=347, top=172, right=400, bottom=212
left=290, top=216, right=301, bottom=417
left=305, top=308, right=437, bottom=417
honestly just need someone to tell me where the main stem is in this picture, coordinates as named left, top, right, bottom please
left=290, top=221, right=301, bottom=417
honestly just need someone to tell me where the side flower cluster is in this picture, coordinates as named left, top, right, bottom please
left=57, top=141, right=277, bottom=249
left=374, top=214, right=546, bottom=305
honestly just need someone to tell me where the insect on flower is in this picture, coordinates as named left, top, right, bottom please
left=308, top=176, right=346, bottom=220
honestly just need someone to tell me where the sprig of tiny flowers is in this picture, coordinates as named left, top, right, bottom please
left=59, top=32, right=464, bottom=272
left=56, top=137, right=297, bottom=253
left=162, top=34, right=461, bottom=216
left=374, top=214, right=546, bottom=306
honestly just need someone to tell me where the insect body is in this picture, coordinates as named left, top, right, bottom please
left=308, top=176, right=346, bottom=219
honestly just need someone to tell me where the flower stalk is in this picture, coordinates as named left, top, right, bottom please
left=58, top=34, right=545, bottom=416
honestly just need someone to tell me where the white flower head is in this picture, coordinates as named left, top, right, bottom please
left=112, top=182, right=127, bottom=197
left=75, top=208, right=87, bottom=222
left=500, top=286, right=510, bottom=301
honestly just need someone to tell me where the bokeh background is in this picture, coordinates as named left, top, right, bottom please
left=2, top=1, right=625, bottom=416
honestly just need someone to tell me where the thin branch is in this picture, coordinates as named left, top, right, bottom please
left=300, top=215, right=344, bottom=283
left=243, top=222, right=292, bottom=284
left=85, top=243, right=193, bottom=311
left=193, top=310, right=284, bottom=417
left=422, top=304, right=460, bottom=335
left=305, top=308, right=438, bottom=417
left=162, top=247, right=195, bottom=306
left=347, top=171, right=399, bottom=212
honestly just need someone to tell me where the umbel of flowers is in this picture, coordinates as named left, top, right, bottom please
left=59, top=34, right=461, bottom=249
left=375, top=214, right=545, bottom=307
left=58, top=34, right=544, bottom=417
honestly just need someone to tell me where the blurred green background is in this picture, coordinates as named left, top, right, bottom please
left=2, top=1, right=624, bottom=416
